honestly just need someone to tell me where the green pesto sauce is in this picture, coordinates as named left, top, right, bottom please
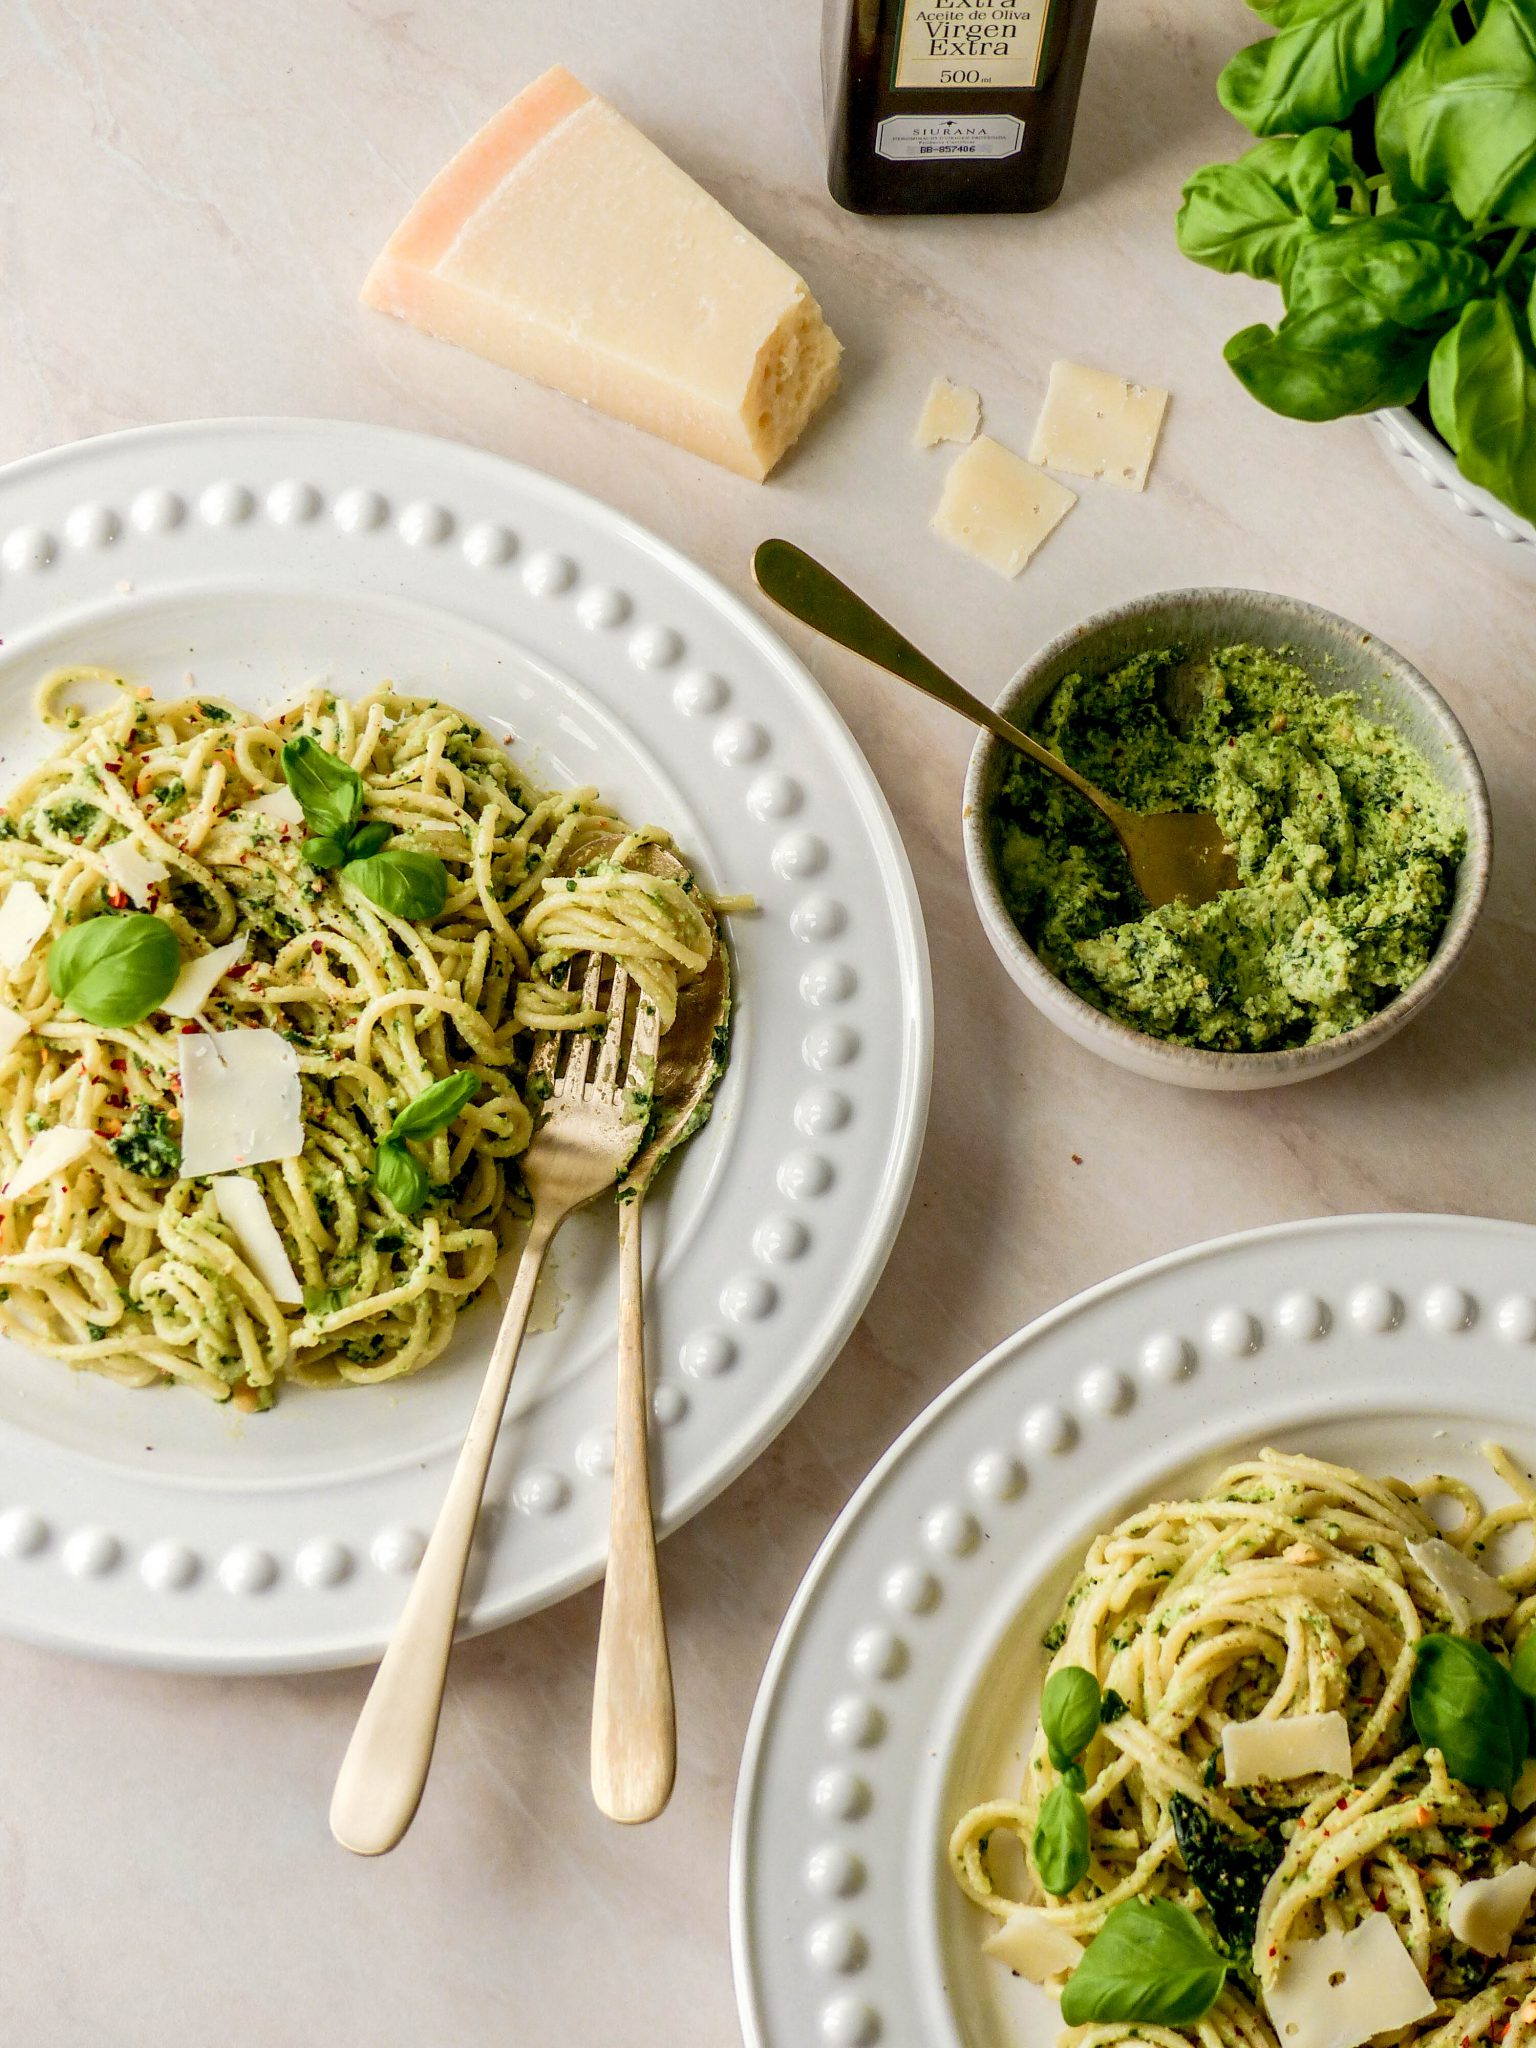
left=989, top=645, right=1466, bottom=1053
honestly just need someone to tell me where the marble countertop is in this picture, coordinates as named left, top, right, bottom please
left=3, top=3, right=1534, bottom=2043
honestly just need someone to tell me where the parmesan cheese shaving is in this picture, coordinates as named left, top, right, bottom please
left=100, top=838, right=169, bottom=907
left=210, top=1177, right=304, bottom=1305
left=0, top=880, right=51, bottom=971
left=161, top=935, right=247, bottom=1020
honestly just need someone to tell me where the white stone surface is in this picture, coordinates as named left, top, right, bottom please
left=1, top=3, right=1533, bottom=2045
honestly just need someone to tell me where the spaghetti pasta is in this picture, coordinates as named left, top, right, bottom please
left=949, top=1447, right=1536, bottom=2045
left=0, top=671, right=721, bottom=1405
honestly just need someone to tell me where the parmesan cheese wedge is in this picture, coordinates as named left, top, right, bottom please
left=932, top=435, right=1076, bottom=578
left=362, top=66, right=842, bottom=481
left=162, top=935, right=247, bottom=1020
left=1222, top=1711, right=1351, bottom=1787
left=0, top=1005, right=30, bottom=1060
left=101, top=838, right=169, bottom=908
left=241, top=786, right=305, bottom=826
left=1406, top=1536, right=1515, bottom=1630
left=0, top=880, right=51, bottom=971
left=3, top=1125, right=94, bottom=1199
left=1264, top=1918, right=1434, bottom=2048
left=1029, top=360, right=1169, bottom=492
left=178, top=1029, right=303, bottom=1178
left=210, top=1177, right=304, bottom=1305
left=914, top=376, right=980, bottom=448
left=1448, top=1863, right=1536, bottom=1956
left=981, top=1907, right=1082, bottom=1981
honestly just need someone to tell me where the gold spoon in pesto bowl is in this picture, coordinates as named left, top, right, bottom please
left=578, top=834, right=731, bottom=1825
left=752, top=540, right=1238, bottom=910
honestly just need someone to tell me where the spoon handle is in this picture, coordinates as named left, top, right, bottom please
left=751, top=539, right=1118, bottom=822
left=591, top=1192, right=676, bottom=1824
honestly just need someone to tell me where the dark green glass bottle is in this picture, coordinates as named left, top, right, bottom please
left=824, top=0, right=1098, bottom=215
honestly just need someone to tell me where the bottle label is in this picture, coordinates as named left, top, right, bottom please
left=891, top=0, right=1051, bottom=91
left=875, top=113, right=1025, bottom=159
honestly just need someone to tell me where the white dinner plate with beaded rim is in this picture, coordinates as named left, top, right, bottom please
left=0, top=416, right=931, bottom=1672
left=730, top=1212, right=1536, bottom=2048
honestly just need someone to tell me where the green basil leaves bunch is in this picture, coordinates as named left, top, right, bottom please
left=1176, top=0, right=1536, bottom=527
left=1032, top=1666, right=1108, bottom=1897
left=1410, top=1633, right=1528, bottom=1793
left=281, top=737, right=448, bottom=921
left=48, top=912, right=180, bottom=1027
left=372, top=1071, right=479, bottom=1216
left=1060, top=1898, right=1227, bottom=2027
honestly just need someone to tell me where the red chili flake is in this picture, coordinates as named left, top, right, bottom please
left=1071, top=1153, right=1083, bottom=1165
left=311, top=939, right=323, bottom=953
left=227, top=962, right=252, bottom=978
left=1374, top=1889, right=1387, bottom=1910
left=1337, top=1796, right=1348, bottom=1810
left=179, top=1023, right=198, bottom=1035
left=169, top=1075, right=182, bottom=1094
left=107, top=888, right=127, bottom=910
left=110, top=1059, right=125, bottom=1072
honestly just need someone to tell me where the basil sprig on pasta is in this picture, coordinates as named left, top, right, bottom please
left=1410, top=1634, right=1527, bottom=1794
left=1032, top=1666, right=1105, bottom=1896
left=373, top=1071, right=480, bottom=1215
left=1059, top=1898, right=1226, bottom=2026
left=48, top=912, right=180, bottom=1027
left=281, top=736, right=448, bottom=919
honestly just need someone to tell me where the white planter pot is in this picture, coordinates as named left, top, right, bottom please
left=1372, top=407, right=1536, bottom=550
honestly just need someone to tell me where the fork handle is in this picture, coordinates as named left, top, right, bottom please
left=591, top=1193, right=676, bottom=1823
left=330, top=1214, right=558, bottom=1856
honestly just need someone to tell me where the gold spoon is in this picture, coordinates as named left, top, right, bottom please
left=752, top=539, right=1238, bottom=910
left=588, top=837, right=730, bottom=1824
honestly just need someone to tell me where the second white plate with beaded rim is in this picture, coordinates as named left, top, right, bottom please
left=0, top=416, right=931, bottom=1671
left=730, top=1212, right=1536, bottom=2048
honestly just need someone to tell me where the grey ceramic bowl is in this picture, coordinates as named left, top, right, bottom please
left=961, top=588, right=1492, bottom=1091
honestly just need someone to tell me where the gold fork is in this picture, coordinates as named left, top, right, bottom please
left=330, top=954, right=658, bottom=1856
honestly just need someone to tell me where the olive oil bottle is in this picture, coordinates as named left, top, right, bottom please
left=823, top=0, right=1098, bottom=215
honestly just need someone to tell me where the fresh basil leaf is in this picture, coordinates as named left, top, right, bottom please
left=1513, top=1626, right=1536, bottom=1701
left=1377, top=0, right=1536, bottom=228
left=1176, top=138, right=1309, bottom=284
left=1031, top=1780, right=1090, bottom=1897
left=372, top=1137, right=431, bottom=1216
left=300, top=833, right=350, bottom=871
left=1218, top=0, right=1441, bottom=138
left=1225, top=209, right=1487, bottom=421
left=1429, top=294, right=1536, bottom=522
left=47, top=912, right=180, bottom=1028
left=1410, top=1632, right=1528, bottom=1793
left=1059, top=1897, right=1227, bottom=2026
left=388, top=1071, right=479, bottom=1144
left=303, top=1285, right=351, bottom=1316
left=343, top=848, right=448, bottom=921
left=1041, top=1665, right=1103, bottom=1766
left=1288, top=125, right=1362, bottom=228
left=345, top=820, right=392, bottom=861
left=280, top=736, right=365, bottom=844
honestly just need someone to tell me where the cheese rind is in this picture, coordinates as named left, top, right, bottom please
left=1029, top=360, right=1169, bottom=492
left=1264, top=1918, right=1434, bottom=2048
left=210, top=1177, right=304, bottom=1305
left=178, top=1029, right=303, bottom=1178
left=362, top=67, right=841, bottom=481
left=914, top=377, right=980, bottom=448
left=932, top=436, right=1076, bottom=578
left=1222, top=1711, right=1351, bottom=1787
left=1407, top=1536, right=1515, bottom=1630
left=1448, top=1863, right=1536, bottom=1956
left=981, top=1907, right=1082, bottom=1981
